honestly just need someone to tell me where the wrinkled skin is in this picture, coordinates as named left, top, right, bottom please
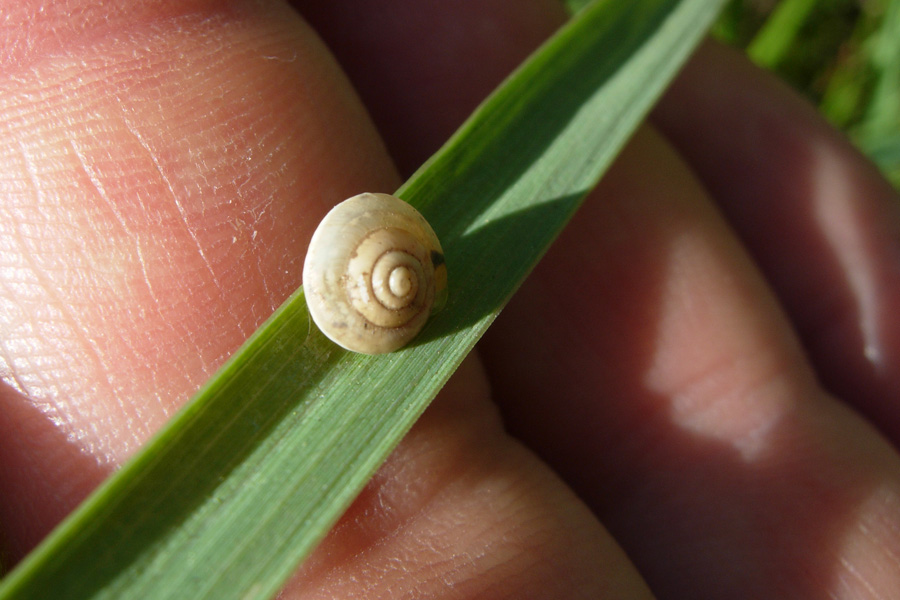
left=2, top=2, right=900, bottom=598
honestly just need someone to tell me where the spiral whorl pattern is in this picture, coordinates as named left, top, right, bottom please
left=303, top=193, right=446, bottom=354
left=347, top=227, right=432, bottom=329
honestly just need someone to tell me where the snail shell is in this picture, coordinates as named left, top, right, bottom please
left=303, top=192, right=447, bottom=354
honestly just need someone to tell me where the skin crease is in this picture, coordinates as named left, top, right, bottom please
left=1, top=2, right=900, bottom=600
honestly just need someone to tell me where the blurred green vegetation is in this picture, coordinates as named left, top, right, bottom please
left=714, top=0, right=900, bottom=188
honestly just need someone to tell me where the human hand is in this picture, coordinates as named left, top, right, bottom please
left=2, top=2, right=900, bottom=598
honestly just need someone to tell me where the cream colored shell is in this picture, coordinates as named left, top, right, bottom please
left=303, top=193, right=447, bottom=354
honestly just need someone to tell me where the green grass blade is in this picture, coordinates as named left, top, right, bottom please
left=0, top=1, right=726, bottom=598
left=858, top=0, right=900, bottom=147
left=747, top=0, right=820, bottom=68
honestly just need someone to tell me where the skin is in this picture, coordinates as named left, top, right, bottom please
left=2, top=1, right=900, bottom=598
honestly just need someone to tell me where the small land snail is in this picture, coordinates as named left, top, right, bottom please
left=303, top=192, right=447, bottom=354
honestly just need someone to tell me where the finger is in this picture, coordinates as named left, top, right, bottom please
left=652, top=41, right=900, bottom=443
left=0, top=0, right=398, bottom=554
left=480, top=125, right=900, bottom=598
left=291, top=0, right=568, bottom=174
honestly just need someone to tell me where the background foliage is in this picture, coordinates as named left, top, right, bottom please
left=716, top=0, right=900, bottom=188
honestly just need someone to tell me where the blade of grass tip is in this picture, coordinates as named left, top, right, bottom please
left=0, top=1, right=728, bottom=599
left=747, top=0, right=820, bottom=68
